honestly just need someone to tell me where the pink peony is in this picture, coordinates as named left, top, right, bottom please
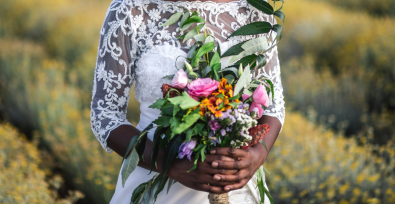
left=187, top=78, right=219, bottom=100
left=171, top=69, right=188, bottom=89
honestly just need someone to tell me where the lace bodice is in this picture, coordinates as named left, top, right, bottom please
left=90, top=0, right=285, bottom=153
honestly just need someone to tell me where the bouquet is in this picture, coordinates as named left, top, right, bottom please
left=120, top=0, right=285, bottom=203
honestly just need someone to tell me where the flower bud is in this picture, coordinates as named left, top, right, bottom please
left=238, top=63, right=243, bottom=76
left=185, top=60, right=193, bottom=73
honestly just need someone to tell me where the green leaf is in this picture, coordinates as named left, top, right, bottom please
left=168, top=92, right=200, bottom=110
left=181, top=23, right=193, bottom=32
left=166, top=178, right=176, bottom=194
left=229, top=92, right=241, bottom=100
left=123, top=135, right=138, bottom=160
left=150, top=126, right=166, bottom=173
left=210, top=51, right=221, bottom=66
left=200, top=145, right=207, bottom=162
left=131, top=181, right=149, bottom=203
left=193, top=123, right=205, bottom=135
left=161, top=101, right=175, bottom=115
left=219, top=67, right=239, bottom=78
left=154, top=115, right=171, bottom=127
left=192, top=41, right=215, bottom=67
left=169, top=117, right=181, bottom=134
left=247, top=0, right=274, bottom=15
left=260, top=140, right=269, bottom=152
left=173, top=112, right=201, bottom=135
left=202, top=65, right=211, bottom=77
left=162, top=12, right=183, bottom=27
left=154, top=175, right=169, bottom=201
left=187, top=44, right=197, bottom=59
left=204, top=36, right=215, bottom=44
left=185, top=128, right=194, bottom=142
left=234, top=54, right=256, bottom=68
left=229, top=101, right=241, bottom=108
left=182, top=16, right=205, bottom=27
left=241, top=36, right=269, bottom=56
left=149, top=99, right=166, bottom=109
left=228, top=22, right=272, bottom=38
left=234, top=64, right=251, bottom=96
left=274, top=10, right=285, bottom=23
left=194, top=33, right=206, bottom=42
left=173, top=104, right=180, bottom=116
left=180, top=11, right=190, bottom=26
left=272, top=24, right=283, bottom=34
left=224, top=74, right=235, bottom=84
left=256, top=55, right=267, bottom=69
left=211, top=63, right=221, bottom=81
left=162, top=135, right=183, bottom=178
left=121, top=147, right=139, bottom=187
left=266, top=79, right=274, bottom=99
left=221, top=41, right=245, bottom=57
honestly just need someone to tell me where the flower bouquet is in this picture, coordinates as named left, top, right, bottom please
left=120, top=0, right=285, bottom=203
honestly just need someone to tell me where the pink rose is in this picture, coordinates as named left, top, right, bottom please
left=187, top=78, right=219, bottom=100
left=242, top=84, right=270, bottom=119
left=252, top=84, right=270, bottom=107
left=171, top=69, right=188, bottom=89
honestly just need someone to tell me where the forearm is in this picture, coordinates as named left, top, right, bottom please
left=107, top=125, right=163, bottom=173
left=256, top=115, right=282, bottom=162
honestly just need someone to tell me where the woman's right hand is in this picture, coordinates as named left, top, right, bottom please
left=167, top=154, right=238, bottom=194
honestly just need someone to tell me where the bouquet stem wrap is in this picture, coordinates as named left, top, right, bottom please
left=208, top=193, right=229, bottom=204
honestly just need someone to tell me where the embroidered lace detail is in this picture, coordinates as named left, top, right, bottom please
left=91, top=0, right=285, bottom=153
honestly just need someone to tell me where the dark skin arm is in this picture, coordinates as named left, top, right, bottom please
left=107, top=124, right=238, bottom=193
left=210, top=115, right=282, bottom=191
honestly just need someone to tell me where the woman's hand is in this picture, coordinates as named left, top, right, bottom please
left=209, top=143, right=267, bottom=192
left=167, top=154, right=239, bottom=194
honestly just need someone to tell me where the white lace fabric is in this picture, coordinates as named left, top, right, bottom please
left=90, top=0, right=285, bottom=153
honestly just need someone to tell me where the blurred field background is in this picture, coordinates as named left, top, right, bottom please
left=0, top=0, right=393, bottom=203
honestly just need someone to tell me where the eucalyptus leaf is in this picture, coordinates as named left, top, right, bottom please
left=154, top=175, right=169, bottom=201
left=256, top=55, right=267, bottom=68
left=162, top=135, right=183, bottom=178
left=221, top=41, right=245, bottom=57
left=194, top=33, right=206, bottom=42
left=274, top=10, right=285, bottom=23
left=272, top=24, right=283, bottom=34
left=187, top=44, right=197, bottom=58
left=241, top=36, right=269, bottom=55
left=162, top=12, right=183, bottom=27
left=180, top=11, right=190, bottom=26
left=228, top=22, right=272, bottom=38
left=121, top=147, right=139, bottom=187
left=247, top=0, right=274, bottom=14
left=234, top=54, right=256, bottom=68
left=181, top=23, right=193, bottom=32
left=150, top=126, right=166, bottom=173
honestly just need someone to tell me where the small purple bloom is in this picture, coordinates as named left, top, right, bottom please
left=209, top=120, right=221, bottom=131
left=226, top=109, right=232, bottom=114
left=246, top=110, right=250, bottom=116
left=238, top=103, right=244, bottom=109
left=229, top=115, right=236, bottom=124
left=220, top=112, right=229, bottom=120
left=220, top=129, right=227, bottom=136
left=243, top=103, right=250, bottom=109
left=178, top=140, right=197, bottom=161
left=234, top=110, right=239, bottom=118
left=210, top=137, right=220, bottom=146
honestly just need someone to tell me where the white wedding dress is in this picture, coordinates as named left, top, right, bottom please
left=90, top=0, right=285, bottom=203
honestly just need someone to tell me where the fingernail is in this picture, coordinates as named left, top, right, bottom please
left=212, top=162, right=218, bottom=167
left=225, top=187, right=230, bottom=191
left=214, top=175, right=221, bottom=181
left=210, top=149, right=216, bottom=154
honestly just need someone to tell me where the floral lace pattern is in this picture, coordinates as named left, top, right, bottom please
left=91, top=0, right=285, bottom=154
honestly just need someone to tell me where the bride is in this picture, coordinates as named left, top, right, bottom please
left=90, top=0, right=285, bottom=203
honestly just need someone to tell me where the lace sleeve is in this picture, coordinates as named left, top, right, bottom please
left=90, top=1, right=139, bottom=153
left=253, top=33, right=285, bottom=127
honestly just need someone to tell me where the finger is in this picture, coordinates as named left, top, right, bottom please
left=200, top=184, right=227, bottom=194
left=213, top=170, right=249, bottom=183
left=212, top=159, right=251, bottom=169
left=198, top=175, right=235, bottom=186
left=204, top=155, right=235, bottom=163
left=210, top=147, right=247, bottom=158
left=224, top=179, right=249, bottom=191
left=197, top=162, right=238, bottom=175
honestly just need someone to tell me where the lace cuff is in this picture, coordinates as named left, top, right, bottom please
left=90, top=1, right=138, bottom=153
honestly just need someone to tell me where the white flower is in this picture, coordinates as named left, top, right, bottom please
left=148, top=9, right=161, bottom=21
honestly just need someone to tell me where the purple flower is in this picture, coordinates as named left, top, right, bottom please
left=219, top=112, right=229, bottom=120
left=178, top=140, right=197, bottom=161
left=243, top=103, right=250, bottom=109
left=210, top=137, right=220, bottom=146
left=220, top=129, right=227, bottom=136
left=229, top=115, right=236, bottom=124
left=209, top=120, right=221, bottom=131
left=234, top=110, right=239, bottom=118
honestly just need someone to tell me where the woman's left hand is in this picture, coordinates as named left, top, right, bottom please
left=209, top=142, right=267, bottom=191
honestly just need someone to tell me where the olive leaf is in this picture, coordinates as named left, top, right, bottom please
left=162, top=12, right=183, bottom=27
